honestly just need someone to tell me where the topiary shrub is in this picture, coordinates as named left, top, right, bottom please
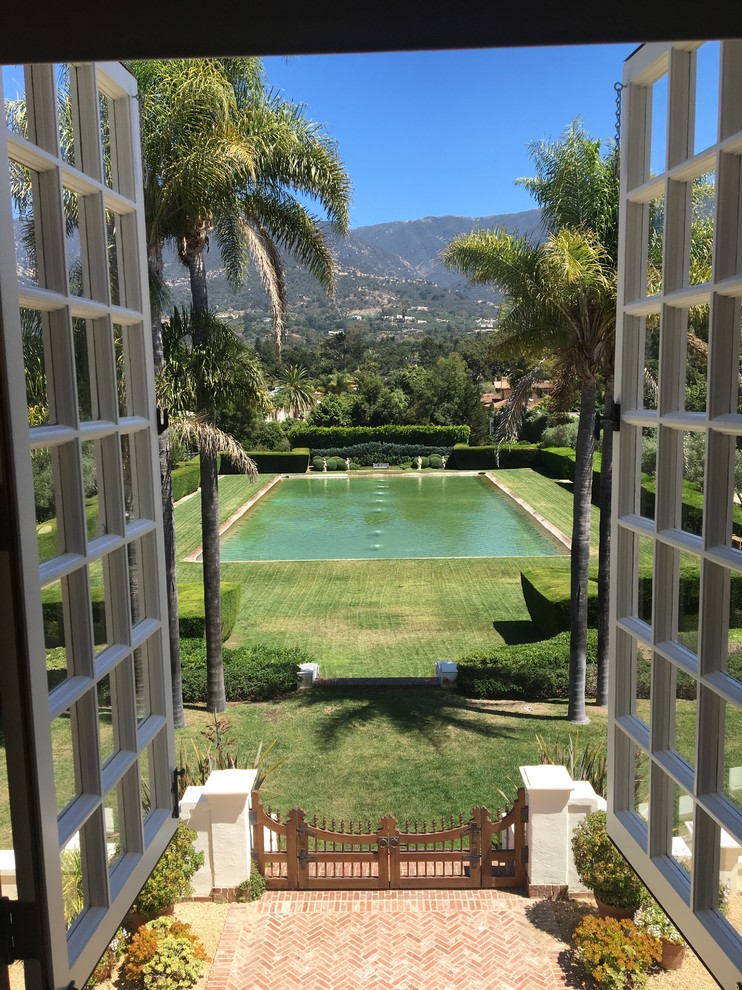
left=178, top=641, right=308, bottom=704
left=171, top=460, right=201, bottom=502
left=428, top=454, right=442, bottom=468
left=224, top=645, right=306, bottom=701
left=123, top=917, right=208, bottom=990
left=130, top=824, right=204, bottom=921
left=456, top=629, right=597, bottom=701
left=177, top=582, right=241, bottom=641
left=450, top=443, right=539, bottom=470
left=572, top=811, right=646, bottom=910
left=520, top=568, right=599, bottom=638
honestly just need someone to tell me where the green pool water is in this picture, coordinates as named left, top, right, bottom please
left=219, top=474, right=567, bottom=561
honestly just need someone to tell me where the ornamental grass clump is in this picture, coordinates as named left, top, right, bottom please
left=573, top=915, right=661, bottom=989
left=571, top=811, right=646, bottom=911
left=123, top=917, right=208, bottom=990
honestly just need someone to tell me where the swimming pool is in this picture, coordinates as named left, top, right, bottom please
left=218, top=474, right=568, bottom=561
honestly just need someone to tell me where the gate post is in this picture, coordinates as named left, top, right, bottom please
left=287, top=807, right=305, bottom=889
left=378, top=815, right=395, bottom=888
left=470, top=808, right=484, bottom=887
left=251, top=790, right=266, bottom=876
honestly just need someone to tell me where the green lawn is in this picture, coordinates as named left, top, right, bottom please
left=175, top=468, right=587, bottom=677
left=177, top=692, right=609, bottom=821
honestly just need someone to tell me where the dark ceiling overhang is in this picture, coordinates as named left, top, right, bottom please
left=3, top=0, right=742, bottom=64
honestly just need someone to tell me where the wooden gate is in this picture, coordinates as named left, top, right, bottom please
left=251, top=789, right=528, bottom=890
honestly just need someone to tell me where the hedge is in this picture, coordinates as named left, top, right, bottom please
left=220, top=449, right=309, bottom=474
left=311, top=442, right=453, bottom=466
left=288, top=425, right=470, bottom=448
left=179, top=640, right=307, bottom=703
left=522, top=563, right=742, bottom=639
left=537, top=447, right=602, bottom=502
left=172, top=459, right=202, bottom=502
left=456, top=629, right=598, bottom=700
left=177, top=582, right=241, bottom=641
left=520, top=567, right=599, bottom=638
left=450, top=443, right=540, bottom=470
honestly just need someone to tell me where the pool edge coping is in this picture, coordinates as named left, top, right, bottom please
left=482, top=472, right=572, bottom=551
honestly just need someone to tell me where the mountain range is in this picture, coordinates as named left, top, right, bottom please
left=162, top=208, right=544, bottom=331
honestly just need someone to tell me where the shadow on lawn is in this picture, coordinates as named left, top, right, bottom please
left=492, top=620, right=544, bottom=645
left=296, top=686, right=564, bottom=747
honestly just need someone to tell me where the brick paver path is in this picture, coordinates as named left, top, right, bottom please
left=206, top=889, right=580, bottom=990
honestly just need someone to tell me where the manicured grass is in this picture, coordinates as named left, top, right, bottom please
left=175, top=469, right=588, bottom=676
left=176, top=693, right=742, bottom=822
left=177, top=692, right=610, bottom=821
left=494, top=468, right=600, bottom=554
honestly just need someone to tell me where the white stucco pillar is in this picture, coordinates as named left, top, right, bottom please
left=180, top=785, right=212, bottom=898
left=520, top=765, right=606, bottom=896
left=180, top=769, right=259, bottom=898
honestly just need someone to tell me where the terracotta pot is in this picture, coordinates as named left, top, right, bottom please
left=594, top=896, right=634, bottom=919
left=660, top=938, right=686, bottom=970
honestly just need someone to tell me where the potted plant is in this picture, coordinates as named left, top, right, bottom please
left=572, top=811, right=646, bottom=917
left=634, top=899, right=686, bottom=970
left=127, top=823, right=204, bottom=928
left=573, top=915, right=661, bottom=989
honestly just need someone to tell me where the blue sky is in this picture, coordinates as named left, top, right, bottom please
left=264, top=46, right=637, bottom=228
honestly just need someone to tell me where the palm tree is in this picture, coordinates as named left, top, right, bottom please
left=443, top=227, right=616, bottom=723
left=130, top=57, right=262, bottom=722
left=132, top=58, right=349, bottom=713
left=516, top=121, right=619, bottom=707
left=158, top=308, right=270, bottom=711
left=275, top=364, right=315, bottom=419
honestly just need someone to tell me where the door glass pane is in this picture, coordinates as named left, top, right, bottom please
left=2, top=65, right=28, bottom=137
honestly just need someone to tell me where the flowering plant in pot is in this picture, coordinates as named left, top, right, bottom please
left=573, top=915, right=661, bottom=989
left=572, top=811, right=646, bottom=915
left=634, top=899, right=686, bottom=970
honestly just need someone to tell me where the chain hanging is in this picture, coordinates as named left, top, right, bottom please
left=614, top=82, right=626, bottom=179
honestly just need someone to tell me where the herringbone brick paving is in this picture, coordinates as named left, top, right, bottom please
left=205, top=889, right=580, bottom=990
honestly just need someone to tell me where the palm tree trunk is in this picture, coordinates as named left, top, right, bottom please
left=149, top=246, right=185, bottom=729
left=568, top=381, right=597, bottom=723
left=184, top=237, right=227, bottom=713
left=596, top=375, right=614, bottom=708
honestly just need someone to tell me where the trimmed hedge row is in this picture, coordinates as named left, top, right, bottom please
left=522, top=563, right=742, bottom=638
left=220, top=449, right=310, bottom=474
left=456, top=629, right=598, bottom=700
left=288, top=425, right=470, bottom=448
left=41, top=581, right=240, bottom=647
left=450, top=443, right=540, bottom=470
left=520, top=568, right=599, bottom=639
left=177, top=582, right=241, bottom=641
left=538, top=446, right=602, bottom=501
left=312, top=442, right=452, bottom=466
left=172, top=459, right=202, bottom=502
left=179, top=639, right=307, bottom=703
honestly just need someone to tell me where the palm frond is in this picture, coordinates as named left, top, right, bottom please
left=170, top=413, right=257, bottom=475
